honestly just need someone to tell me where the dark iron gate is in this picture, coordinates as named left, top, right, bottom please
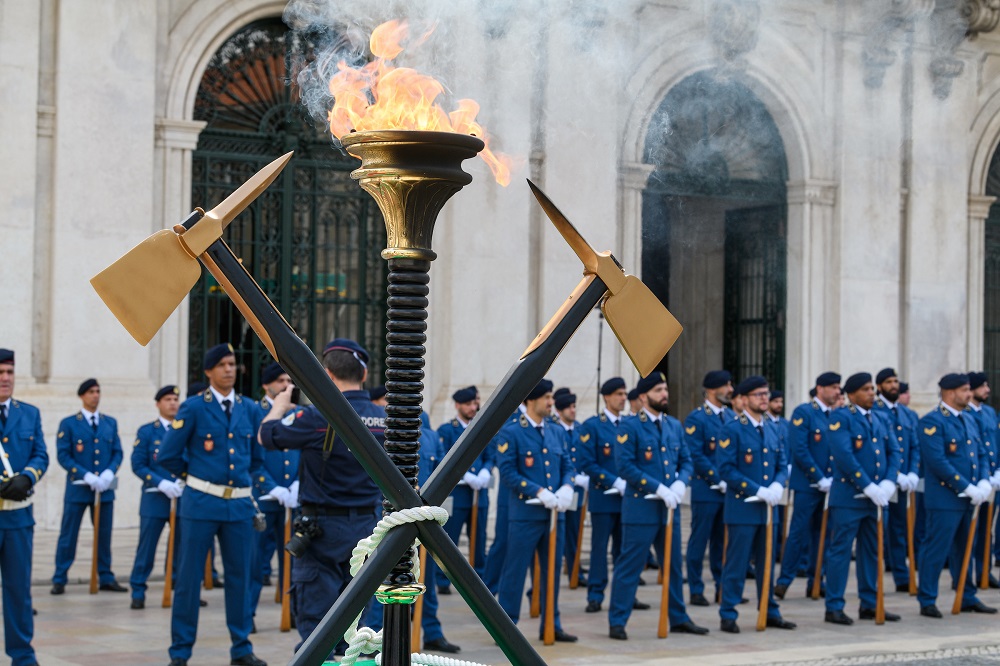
left=189, top=19, right=387, bottom=396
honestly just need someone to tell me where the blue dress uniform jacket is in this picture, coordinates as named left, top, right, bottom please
left=482, top=410, right=523, bottom=595
left=788, top=401, right=834, bottom=492
left=577, top=412, right=626, bottom=513
left=437, top=418, right=492, bottom=508
left=132, top=420, right=179, bottom=519
left=828, top=405, right=900, bottom=510
left=919, top=406, right=988, bottom=512
left=0, top=399, right=48, bottom=666
left=57, top=412, right=123, bottom=503
left=686, top=404, right=735, bottom=503
left=874, top=397, right=918, bottom=475
left=718, top=415, right=787, bottom=524
left=495, top=415, right=573, bottom=633
left=874, top=397, right=919, bottom=588
left=158, top=390, right=264, bottom=663
left=608, top=410, right=693, bottom=629
left=968, top=403, right=999, bottom=586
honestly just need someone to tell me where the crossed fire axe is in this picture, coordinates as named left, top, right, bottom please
left=91, top=153, right=682, bottom=666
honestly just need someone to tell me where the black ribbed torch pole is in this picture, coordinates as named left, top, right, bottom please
left=340, top=130, right=485, bottom=666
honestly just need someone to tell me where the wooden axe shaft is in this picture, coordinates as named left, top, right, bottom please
left=953, top=511, right=979, bottom=614
left=89, top=492, right=101, bottom=595
left=756, top=508, right=773, bottom=632
left=162, top=498, right=176, bottom=608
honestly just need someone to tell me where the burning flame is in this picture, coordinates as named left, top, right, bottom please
left=328, top=20, right=512, bottom=186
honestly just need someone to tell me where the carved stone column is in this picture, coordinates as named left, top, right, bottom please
left=862, top=0, right=933, bottom=89
left=617, top=161, right=654, bottom=378
left=968, top=194, right=996, bottom=368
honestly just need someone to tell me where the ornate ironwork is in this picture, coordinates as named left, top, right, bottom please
left=190, top=18, right=387, bottom=395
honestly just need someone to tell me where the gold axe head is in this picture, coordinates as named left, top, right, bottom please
left=525, top=180, right=682, bottom=376
left=91, top=152, right=293, bottom=345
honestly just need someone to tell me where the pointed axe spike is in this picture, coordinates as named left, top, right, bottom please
left=90, top=230, right=202, bottom=346
left=209, top=151, right=293, bottom=229
left=526, top=179, right=600, bottom=273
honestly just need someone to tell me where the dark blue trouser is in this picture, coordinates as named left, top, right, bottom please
left=918, top=507, right=980, bottom=608
left=587, top=511, right=621, bottom=604
left=250, top=509, right=287, bottom=616
left=825, top=506, right=879, bottom=612
left=609, top=516, right=688, bottom=628
left=53, top=499, right=115, bottom=585
left=0, top=526, right=35, bottom=666
left=720, top=522, right=781, bottom=621
left=290, top=510, right=381, bottom=657
left=973, top=501, right=998, bottom=585
left=170, top=516, right=254, bottom=661
left=564, top=507, right=581, bottom=582
left=777, top=490, right=824, bottom=590
left=129, top=515, right=180, bottom=599
left=443, top=504, right=487, bottom=576
left=483, top=492, right=509, bottom=594
left=418, top=556, right=444, bottom=642
left=497, top=518, right=564, bottom=634
left=686, top=500, right=723, bottom=597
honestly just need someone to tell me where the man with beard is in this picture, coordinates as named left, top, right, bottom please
left=917, top=374, right=996, bottom=616
left=872, top=368, right=919, bottom=593
left=609, top=372, right=708, bottom=640
left=684, top=370, right=735, bottom=607
left=965, top=372, right=1000, bottom=588
left=774, top=372, right=841, bottom=600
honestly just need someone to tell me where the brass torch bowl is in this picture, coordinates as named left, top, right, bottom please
left=340, top=130, right=485, bottom=261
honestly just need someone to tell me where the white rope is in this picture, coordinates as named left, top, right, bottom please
left=374, top=652, right=492, bottom=666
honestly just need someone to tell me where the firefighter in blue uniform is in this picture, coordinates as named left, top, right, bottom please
left=967, top=371, right=1000, bottom=587
left=159, top=343, right=267, bottom=666
left=684, top=370, right=735, bottom=607
left=0, top=349, right=48, bottom=666
left=495, top=379, right=578, bottom=642
left=553, top=388, right=589, bottom=586
left=609, top=372, right=709, bottom=640
left=917, top=373, right=997, bottom=617
left=872, top=368, right=920, bottom=593
left=259, top=338, right=385, bottom=657
left=52, top=378, right=125, bottom=594
left=577, top=377, right=629, bottom=612
left=717, top=375, right=795, bottom=633
left=823, top=373, right=901, bottom=625
left=774, top=372, right=840, bottom=600
left=415, top=412, right=461, bottom=653
left=436, top=386, right=489, bottom=590
left=250, top=363, right=300, bottom=623
left=128, top=385, right=185, bottom=609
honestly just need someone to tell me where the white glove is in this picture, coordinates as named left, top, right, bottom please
left=288, top=480, right=300, bottom=508
left=555, top=484, right=575, bottom=511
left=763, top=484, right=781, bottom=507
left=978, top=478, right=992, bottom=497
left=462, top=471, right=479, bottom=488
left=896, top=473, right=911, bottom=493
left=969, top=484, right=988, bottom=506
left=477, top=468, right=491, bottom=489
left=656, top=483, right=679, bottom=509
left=83, top=472, right=101, bottom=491
left=817, top=477, right=833, bottom=493
left=269, top=485, right=292, bottom=507
left=991, top=470, right=1000, bottom=490
left=717, top=480, right=727, bottom=494
left=574, top=473, right=590, bottom=488
left=99, top=469, right=115, bottom=492
left=612, top=478, right=627, bottom=494
left=906, top=472, right=919, bottom=490
left=864, top=483, right=888, bottom=507
left=669, top=480, right=686, bottom=503
left=537, top=488, right=559, bottom=510
left=157, top=479, right=182, bottom=499
left=878, top=479, right=896, bottom=500
left=755, top=486, right=772, bottom=505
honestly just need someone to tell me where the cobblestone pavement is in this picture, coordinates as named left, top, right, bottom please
left=18, top=526, right=1000, bottom=665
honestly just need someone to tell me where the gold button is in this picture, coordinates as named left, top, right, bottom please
left=95, top=449, right=100, bottom=454
left=641, top=479, right=647, bottom=485
left=599, top=474, right=605, bottom=479
left=764, top=475, right=769, bottom=480
left=764, top=462, right=769, bottom=467
left=546, top=473, right=551, bottom=478
left=521, top=481, right=527, bottom=487
left=763, top=448, right=768, bottom=453
left=229, top=464, right=234, bottom=470
left=875, top=450, right=880, bottom=455
left=229, top=449, right=235, bottom=454
left=284, top=474, right=290, bottom=479
left=229, top=433, right=234, bottom=439
left=542, top=449, right=548, bottom=454
left=228, top=480, right=233, bottom=485
left=661, top=447, right=666, bottom=452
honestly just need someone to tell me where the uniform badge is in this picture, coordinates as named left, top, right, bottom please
left=497, top=442, right=509, bottom=454
left=76, top=443, right=84, bottom=453
left=617, top=434, right=628, bottom=444
left=172, top=419, right=184, bottom=429
left=719, top=438, right=730, bottom=449
left=644, top=449, right=653, bottom=461
left=603, top=444, right=612, bottom=457
left=708, top=440, right=716, bottom=451
left=204, top=439, right=214, bottom=452
left=580, top=434, right=591, bottom=443
left=814, top=432, right=822, bottom=442
left=685, top=425, right=696, bottom=435
left=525, top=456, right=534, bottom=468
left=281, top=412, right=296, bottom=426
left=792, top=418, right=804, bottom=426
left=948, top=442, right=957, bottom=453
left=744, top=452, right=753, bottom=464
left=829, top=422, right=841, bottom=431
left=854, top=437, right=863, bottom=450
left=924, top=426, right=937, bottom=436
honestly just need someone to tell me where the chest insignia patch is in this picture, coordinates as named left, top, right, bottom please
left=76, top=443, right=84, bottom=453
left=172, top=419, right=184, bottom=429
left=793, top=418, right=804, bottom=426
left=685, top=425, right=696, bottom=435
left=204, top=439, right=214, bottom=452
left=719, top=438, right=730, bottom=449
left=829, top=422, right=841, bottom=431
left=709, top=440, right=717, bottom=451
left=744, top=452, right=753, bottom=464
left=924, top=427, right=937, bottom=436
left=580, top=434, right=591, bottom=443
left=855, top=438, right=863, bottom=450
left=644, top=449, right=653, bottom=461
left=525, top=456, right=534, bottom=468
left=497, top=442, right=509, bottom=454
left=948, top=442, right=957, bottom=453
left=617, top=434, right=628, bottom=444
left=603, top=444, right=612, bottom=456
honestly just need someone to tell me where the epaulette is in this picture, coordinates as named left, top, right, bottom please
left=10, top=399, right=18, bottom=408
left=849, top=404, right=857, bottom=414
left=260, top=398, right=269, bottom=409
left=599, top=413, right=607, bottom=423
left=203, top=392, right=213, bottom=403
left=638, top=411, right=648, bottom=422
left=875, top=397, right=885, bottom=408
left=75, top=413, right=83, bottom=421
left=153, top=421, right=162, bottom=430
left=451, top=419, right=460, bottom=428
left=739, top=414, right=748, bottom=425
left=704, top=404, right=712, bottom=415
left=235, top=395, right=242, bottom=403
left=519, top=414, right=530, bottom=428
left=811, top=402, right=819, bottom=410
left=940, top=405, right=950, bottom=416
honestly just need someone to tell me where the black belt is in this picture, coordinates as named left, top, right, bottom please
left=301, top=504, right=377, bottom=517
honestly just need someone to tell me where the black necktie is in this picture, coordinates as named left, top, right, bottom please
left=0, top=405, right=6, bottom=427
left=719, top=411, right=726, bottom=424
left=756, top=425, right=763, bottom=437
left=866, top=412, right=872, bottom=425
left=90, top=416, right=98, bottom=432
left=654, top=419, right=662, bottom=433
left=536, top=426, right=543, bottom=437
left=222, top=399, right=232, bottom=422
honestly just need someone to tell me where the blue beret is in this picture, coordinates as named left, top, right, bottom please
left=969, top=372, right=988, bottom=390
left=155, top=385, right=179, bottom=401
left=809, top=387, right=817, bottom=398
left=769, top=390, right=784, bottom=401
left=636, top=371, right=667, bottom=395
left=899, top=382, right=909, bottom=393
left=261, top=362, right=285, bottom=385
left=203, top=343, right=235, bottom=370
left=323, top=338, right=369, bottom=366
left=815, top=372, right=841, bottom=387
left=553, top=387, right=571, bottom=399
left=526, top=379, right=553, bottom=401
left=702, top=370, right=732, bottom=389
left=370, top=385, right=387, bottom=401
left=600, top=377, right=626, bottom=395
left=734, top=375, right=767, bottom=396
left=554, top=391, right=576, bottom=410
left=627, top=388, right=640, bottom=401
left=77, top=378, right=99, bottom=396
left=875, top=368, right=896, bottom=385
left=843, top=372, right=872, bottom=394
left=452, top=386, right=477, bottom=404
left=939, top=373, right=970, bottom=390
left=187, top=381, right=207, bottom=398
left=0, top=349, right=13, bottom=364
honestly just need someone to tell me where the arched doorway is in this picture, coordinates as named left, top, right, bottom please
left=188, top=18, right=387, bottom=396
left=983, top=148, right=1000, bottom=409
left=641, top=71, right=788, bottom=416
